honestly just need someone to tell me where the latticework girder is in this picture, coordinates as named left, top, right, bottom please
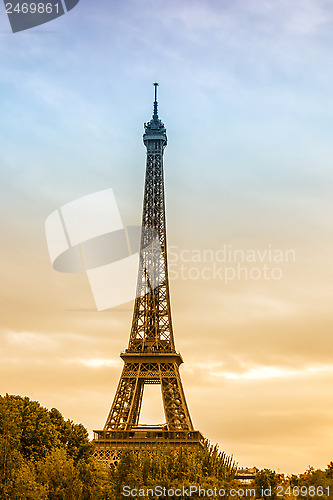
left=129, top=148, right=174, bottom=353
left=103, top=357, right=193, bottom=431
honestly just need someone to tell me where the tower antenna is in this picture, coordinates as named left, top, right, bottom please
left=153, top=82, right=159, bottom=118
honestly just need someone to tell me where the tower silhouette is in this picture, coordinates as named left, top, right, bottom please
left=93, top=84, right=204, bottom=464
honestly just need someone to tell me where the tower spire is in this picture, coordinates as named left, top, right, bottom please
left=153, top=82, right=159, bottom=119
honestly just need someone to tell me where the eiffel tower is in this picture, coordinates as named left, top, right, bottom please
left=93, top=84, right=204, bottom=465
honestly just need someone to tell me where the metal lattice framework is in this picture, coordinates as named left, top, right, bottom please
left=93, top=84, right=203, bottom=463
left=103, top=358, right=193, bottom=431
left=128, top=87, right=173, bottom=354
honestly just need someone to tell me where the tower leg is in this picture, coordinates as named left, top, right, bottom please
left=104, top=365, right=144, bottom=430
left=160, top=363, right=193, bottom=431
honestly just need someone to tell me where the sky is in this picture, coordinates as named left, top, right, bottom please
left=1, top=0, right=333, bottom=475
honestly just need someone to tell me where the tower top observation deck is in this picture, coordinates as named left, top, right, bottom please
left=143, top=82, right=167, bottom=147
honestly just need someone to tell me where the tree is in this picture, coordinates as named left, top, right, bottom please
left=254, top=468, right=281, bottom=500
left=0, top=395, right=101, bottom=499
left=325, top=461, right=333, bottom=480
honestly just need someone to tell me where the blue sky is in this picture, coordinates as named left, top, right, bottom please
left=1, top=0, right=333, bottom=473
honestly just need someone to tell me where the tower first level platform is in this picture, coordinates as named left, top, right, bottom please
left=93, top=428, right=205, bottom=466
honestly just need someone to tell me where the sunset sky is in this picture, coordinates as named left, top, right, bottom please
left=1, top=0, right=333, bottom=474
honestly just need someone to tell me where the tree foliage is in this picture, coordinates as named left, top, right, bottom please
left=0, top=394, right=106, bottom=499
left=1, top=394, right=333, bottom=499
left=110, top=442, right=237, bottom=496
left=253, top=466, right=333, bottom=500
left=254, top=468, right=281, bottom=499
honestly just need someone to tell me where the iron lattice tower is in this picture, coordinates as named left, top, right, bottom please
left=93, top=84, right=204, bottom=464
